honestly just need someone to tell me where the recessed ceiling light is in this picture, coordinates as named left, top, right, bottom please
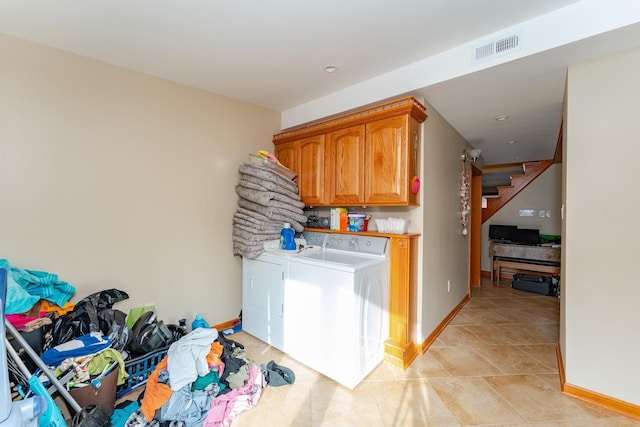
left=323, top=64, right=338, bottom=73
left=507, top=140, right=517, bottom=145
left=495, top=115, right=509, bottom=121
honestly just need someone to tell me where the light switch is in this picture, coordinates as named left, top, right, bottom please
left=539, top=210, right=545, bottom=217
left=519, top=209, right=534, bottom=217
left=546, top=210, right=551, bottom=218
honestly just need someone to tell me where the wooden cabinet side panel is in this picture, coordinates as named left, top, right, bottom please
left=365, top=116, right=409, bottom=205
left=298, top=134, right=325, bottom=206
left=407, top=117, right=421, bottom=206
left=326, top=125, right=365, bottom=205
left=388, top=236, right=410, bottom=344
left=384, top=235, right=419, bottom=369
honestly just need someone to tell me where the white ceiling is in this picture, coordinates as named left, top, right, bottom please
left=2, top=0, right=640, bottom=166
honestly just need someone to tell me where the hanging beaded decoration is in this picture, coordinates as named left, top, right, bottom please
left=460, top=153, right=471, bottom=236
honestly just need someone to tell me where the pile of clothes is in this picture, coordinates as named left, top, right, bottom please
left=1, top=258, right=75, bottom=320
left=113, top=329, right=295, bottom=427
left=41, top=332, right=125, bottom=386
left=1, top=259, right=138, bottom=358
left=232, top=156, right=307, bottom=259
left=2, top=259, right=296, bottom=426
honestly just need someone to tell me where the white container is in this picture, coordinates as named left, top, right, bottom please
left=347, top=213, right=367, bottom=232
left=375, top=217, right=410, bottom=234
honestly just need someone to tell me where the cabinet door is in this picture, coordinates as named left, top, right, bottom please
left=298, top=134, right=325, bottom=206
left=242, top=257, right=285, bottom=350
left=365, top=115, right=410, bottom=205
left=326, top=125, right=365, bottom=205
left=274, top=141, right=299, bottom=175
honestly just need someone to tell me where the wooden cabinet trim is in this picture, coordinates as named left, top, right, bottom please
left=274, top=96, right=427, bottom=145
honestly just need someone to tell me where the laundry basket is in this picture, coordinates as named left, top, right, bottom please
left=68, top=364, right=118, bottom=416
left=116, top=346, right=169, bottom=398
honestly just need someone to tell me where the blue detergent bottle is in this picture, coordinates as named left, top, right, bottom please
left=280, top=222, right=296, bottom=250
left=191, top=313, right=209, bottom=330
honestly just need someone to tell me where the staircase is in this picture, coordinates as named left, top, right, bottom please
left=481, top=159, right=554, bottom=223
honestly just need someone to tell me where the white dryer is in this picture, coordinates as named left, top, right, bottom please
left=242, top=242, right=323, bottom=351
left=242, top=252, right=289, bottom=351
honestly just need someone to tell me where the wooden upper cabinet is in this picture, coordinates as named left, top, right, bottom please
left=273, top=96, right=427, bottom=207
left=365, top=115, right=421, bottom=205
left=297, top=134, right=325, bottom=206
left=274, top=141, right=299, bottom=174
left=325, top=125, right=365, bottom=205
left=274, top=136, right=324, bottom=206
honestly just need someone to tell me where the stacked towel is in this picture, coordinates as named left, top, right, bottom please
left=232, top=160, right=305, bottom=258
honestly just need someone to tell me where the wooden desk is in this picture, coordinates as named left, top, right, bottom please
left=489, top=241, right=560, bottom=282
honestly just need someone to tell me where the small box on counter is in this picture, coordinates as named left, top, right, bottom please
left=347, top=213, right=368, bottom=232
left=330, top=208, right=348, bottom=230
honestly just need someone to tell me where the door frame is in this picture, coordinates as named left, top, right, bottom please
left=469, top=164, right=483, bottom=290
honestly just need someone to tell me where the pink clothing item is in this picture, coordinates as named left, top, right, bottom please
left=214, top=362, right=225, bottom=378
left=6, top=314, right=39, bottom=328
left=203, top=364, right=264, bottom=427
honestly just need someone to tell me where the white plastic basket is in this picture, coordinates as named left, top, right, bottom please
left=375, top=217, right=410, bottom=234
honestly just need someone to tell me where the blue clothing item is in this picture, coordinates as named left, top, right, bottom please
left=0, top=259, right=75, bottom=314
left=160, top=384, right=215, bottom=427
left=158, top=369, right=170, bottom=385
left=41, top=333, right=111, bottom=366
left=0, top=260, right=40, bottom=314
left=112, top=401, right=140, bottom=427
left=13, top=266, right=75, bottom=307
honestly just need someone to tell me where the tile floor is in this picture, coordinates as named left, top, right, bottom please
left=225, top=277, right=640, bottom=427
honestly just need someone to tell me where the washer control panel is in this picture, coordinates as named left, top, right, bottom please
left=303, top=231, right=388, bottom=256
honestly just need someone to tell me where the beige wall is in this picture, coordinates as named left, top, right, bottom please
left=419, top=99, right=472, bottom=338
left=559, top=76, right=568, bottom=384
left=564, top=47, right=640, bottom=405
left=0, top=34, right=280, bottom=326
left=480, top=164, right=562, bottom=271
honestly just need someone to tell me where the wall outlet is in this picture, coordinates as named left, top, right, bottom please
left=447, top=280, right=452, bottom=292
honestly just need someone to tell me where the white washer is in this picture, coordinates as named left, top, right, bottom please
left=284, top=232, right=389, bottom=389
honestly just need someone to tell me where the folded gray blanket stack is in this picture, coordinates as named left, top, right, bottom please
left=233, top=160, right=306, bottom=258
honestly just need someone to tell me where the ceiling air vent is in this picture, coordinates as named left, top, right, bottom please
left=495, top=34, right=519, bottom=54
left=475, top=43, right=495, bottom=60
left=473, top=31, right=521, bottom=64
